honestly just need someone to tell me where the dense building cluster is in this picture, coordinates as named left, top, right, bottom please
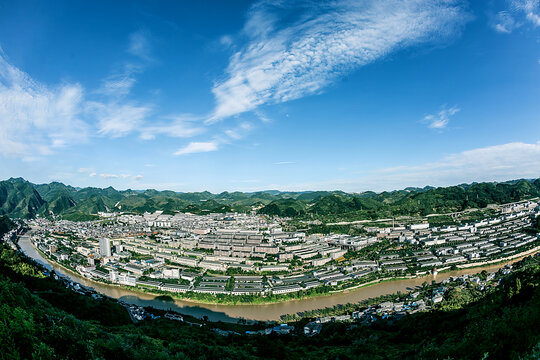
left=27, top=200, right=540, bottom=297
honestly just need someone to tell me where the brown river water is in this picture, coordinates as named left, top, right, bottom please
left=18, top=237, right=527, bottom=323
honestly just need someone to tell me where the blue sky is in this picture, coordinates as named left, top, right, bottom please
left=0, top=0, right=539, bottom=192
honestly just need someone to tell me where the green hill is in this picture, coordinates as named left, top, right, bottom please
left=0, top=178, right=47, bottom=218
left=259, top=198, right=307, bottom=217
left=258, top=178, right=540, bottom=219
left=0, top=177, right=539, bottom=220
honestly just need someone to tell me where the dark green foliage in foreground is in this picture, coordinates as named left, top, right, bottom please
left=2, top=237, right=540, bottom=359
left=0, top=215, right=14, bottom=235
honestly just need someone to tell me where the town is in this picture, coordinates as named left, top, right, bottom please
left=24, top=199, right=540, bottom=302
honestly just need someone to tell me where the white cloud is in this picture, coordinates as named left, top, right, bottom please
left=512, top=0, right=540, bottom=26
left=423, top=106, right=460, bottom=129
left=128, top=30, right=153, bottom=61
left=208, top=0, right=470, bottom=123
left=86, top=171, right=142, bottom=181
left=493, top=11, right=518, bottom=33
left=0, top=30, right=174, bottom=156
left=99, top=173, right=119, bottom=179
left=492, top=0, right=540, bottom=33
left=0, top=40, right=157, bottom=156
left=255, top=110, right=272, bottom=123
left=223, top=121, right=253, bottom=140
left=0, top=50, right=89, bottom=157
left=90, top=102, right=151, bottom=138
left=274, top=161, right=296, bottom=165
left=78, top=168, right=93, bottom=173
left=220, top=35, right=234, bottom=48
left=139, top=115, right=205, bottom=140
left=275, top=141, right=540, bottom=192
left=174, top=141, right=219, bottom=156
left=98, top=64, right=141, bottom=98
left=368, top=141, right=540, bottom=189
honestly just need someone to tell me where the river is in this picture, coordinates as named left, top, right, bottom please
left=17, top=236, right=527, bottom=323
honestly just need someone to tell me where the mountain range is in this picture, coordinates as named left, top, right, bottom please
left=1, top=177, right=539, bottom=220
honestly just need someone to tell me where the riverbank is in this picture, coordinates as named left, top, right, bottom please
left=6, top=238, right=540, bottom=360
left=19, top=235, right=532, bottom=321
left=25, top=239, right=448, bottom=306
left=34, top=237, right=540, bottom=306
left=21, top=236, right=540, bottom=309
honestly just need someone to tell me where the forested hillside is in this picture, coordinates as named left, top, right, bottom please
left=259, top=179, right=540, bottom=220
left=0, top=177, right=539, bottom=220
left=0, top=215, right=14, bottom=235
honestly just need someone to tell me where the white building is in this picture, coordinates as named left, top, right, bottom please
left=99, top=238, right=112, bottom=257
left=110, top=269, right=118, bottom=282
left=409, top=223, right=430, bottom=230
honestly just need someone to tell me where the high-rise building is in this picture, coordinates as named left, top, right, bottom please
left=99, top=238, right=111, bottom=257
left=109, top=269, right=118, bottom=282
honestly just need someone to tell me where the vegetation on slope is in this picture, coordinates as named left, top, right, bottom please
left=1, top=224, right=540, bottom=359
left=0, top=178, right=47, bottom=218
left=0, top=215, right=14, bottom=235
left=261, top=178, right=540, bottom=220
left=0, top=177, right=539, bottom=220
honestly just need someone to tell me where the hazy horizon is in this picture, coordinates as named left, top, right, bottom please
left=3, top=175, right=539, bottom=195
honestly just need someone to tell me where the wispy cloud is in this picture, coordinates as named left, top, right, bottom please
left=174, top=141, right=219, bottom=156
left=0, top=30, right=203, bottom=157
left=92, top=172, right=142, bottom=181
left=128, top=30, right=153, bottom=61
left=513, top=0, right=540, bottom=26
left=223, top=121, right=253, bottom=140
left=168, top=119, right=254, bottom=157
left=367, top=141, right=540, bottom=189
left=208, top=0, right=470, bottom=123
left=493, top=11, right=518, bottom=33
left=267, top=141, right=540, bottom=192
left=492, top=0, right=540, bottom=33
left=0, top=48, right=89, bottom=157
left=422, top=106, right=460, bottom=129
left=219, top=35, right=234, bottom=48
left=274, top=161, right=296, bottom=165
left=98, top=64, right=142, bottom=98
left=99, top=173, right=119, bottom=179
left=91, top=102, right=152, bottom=138
left=139, top=115, right=205, bottom=140
left=255, top=110, right=272, bottom=123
